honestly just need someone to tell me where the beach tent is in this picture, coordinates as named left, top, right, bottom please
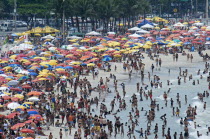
left=138, top=19, right=154, bottom=27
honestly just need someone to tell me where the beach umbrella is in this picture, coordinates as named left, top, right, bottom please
left=6, top=112, right=20, bottom=119
left=20, top=128, right=34, bottom=133
left=21, top=84, right=32, bottom=89
left=27, top=91, right=43, bottom=96
left=7, top=80, right=19, bottom=86
left=28, top=114, right=44, bottom=121
left=87, top=63, right=95, bottom=66
left=102, top=57, right=112, bottom=61
left=2, top=96, right=11, bottom=100
left=15, top=137, right=24, bottom=139
left=14, top=94, right=24, bottom=99
left=24, top=120, right=36, bottom=124
left=63, top=66, right=73, bottom=69
left=11, top=123, right=25, bottom=130
left=27, top=97, right=40, bottom=101
left=28, top=72, right=38, bottom=76
left=10, top=87, right=22, bottom=92
left=7, top=102, right=20, bottom=109
left=27, top=111, right=39, bottom=115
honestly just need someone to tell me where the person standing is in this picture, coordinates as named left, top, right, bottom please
left=49, top=132, right=53, bottom=139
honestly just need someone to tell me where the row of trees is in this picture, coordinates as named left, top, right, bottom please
left=0, top=0, right=207, bottom=33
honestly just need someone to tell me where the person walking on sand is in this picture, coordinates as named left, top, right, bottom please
left=151, top=64, right=155, bottom=74
left=49, top=132, right=53, bottom=139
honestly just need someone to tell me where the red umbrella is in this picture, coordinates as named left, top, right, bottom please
left=21, top=85, right=32, bottom=89
left=20, top=128, right=34, bottom=133
left=11, top=123, right=25, bottom=130
left=10, top=88, right=22, bottom=91
left=11, top=97, right=22, bottom=102
left=6, top=112, right=20, bottom=119
left=2, top=96, right=11, bottom=100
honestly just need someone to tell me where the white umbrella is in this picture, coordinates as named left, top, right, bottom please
left=128, top=34, right=142, bottom=38
left=7, top=80, right=19, bottom=86
left=42, top=35, right=55, bottom=39
left=107, top=32, right=116, bottom=35
left=0, top=94, right=8, bottom=97
left=173, top=22, right=184, bottom=27
left=136, top=29, right=150, bottom=34
left=128, top=27, right=141, bottom=31
left=28, top=97, right=40, bottom=101
left=0, top=74, right=8, bottom=77
left=7, top=102, right=20, bottom=109
left=193, top=22, right=204, bottom=26
left=86, top=31, right=101, bottom=36
left=67, top=36, right=82, bottom=39
left=141, top=24, right=154, bottom=29
left=49, top=47, right=56, bottom=51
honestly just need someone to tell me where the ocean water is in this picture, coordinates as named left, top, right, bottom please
left=90, top=55, right=209, bottom=139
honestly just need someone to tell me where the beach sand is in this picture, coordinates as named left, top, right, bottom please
left=1, top=43, right=210, bottom=139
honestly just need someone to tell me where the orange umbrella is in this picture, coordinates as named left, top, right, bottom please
left=11, top=123, right=25, bottom=130
left=80, top=55, right=91, bottom=60
left=23, top=137, right=34, bottom=139
left=27, top=91, right=43, bottom=96
left=20, top=128, right=34, bottom=133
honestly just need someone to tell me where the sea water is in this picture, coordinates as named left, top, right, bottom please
left=92, top=58, right=209, bottom=139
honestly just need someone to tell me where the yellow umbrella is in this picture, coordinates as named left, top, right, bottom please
left=0, top=104, right=3, bottom=108
left=114, top=54, right=122, bottom=57
left=10, top=55, right=17, bottom=59
left=4, top=92, right=11, bottom=95
left=14, top=94, right=24, bottom=99
left=87, top=63, right=95, bottom=66
left=38, top=78, right=47, bottom=81
left=71, top=62, right=81, bottom=65
left=35, top=33, right=41, bottom=36
left=56, top=68, right=65, bottom=71
left=43, top=26, right=60, bottom=33
left=143, top=45, right=152, bottom=49
left=23, top=102, right=34, bottom=105
left=15, top=106, right=26, bottom=109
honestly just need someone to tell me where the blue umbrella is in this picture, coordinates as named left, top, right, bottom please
left=81, top=63, right=87, bottom=66
left=55, top=66, right=64, bottom=69
left=28, top=69, right=34, bottom=72
left=0, top=71, right=4, bottom=74
left=28, top=111, right=39, bottom=115
left=103, top=57, right=112, bottom=61
left=15, top=137, right=24, bottom=139
left=64, top=66, right=73, bottom=69
left=29, top=72, right=38, bottom=76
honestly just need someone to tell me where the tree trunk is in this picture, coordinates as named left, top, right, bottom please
left=76, top=15, right=80, bottom=32
left=71, top=16, right=74, bottom=27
